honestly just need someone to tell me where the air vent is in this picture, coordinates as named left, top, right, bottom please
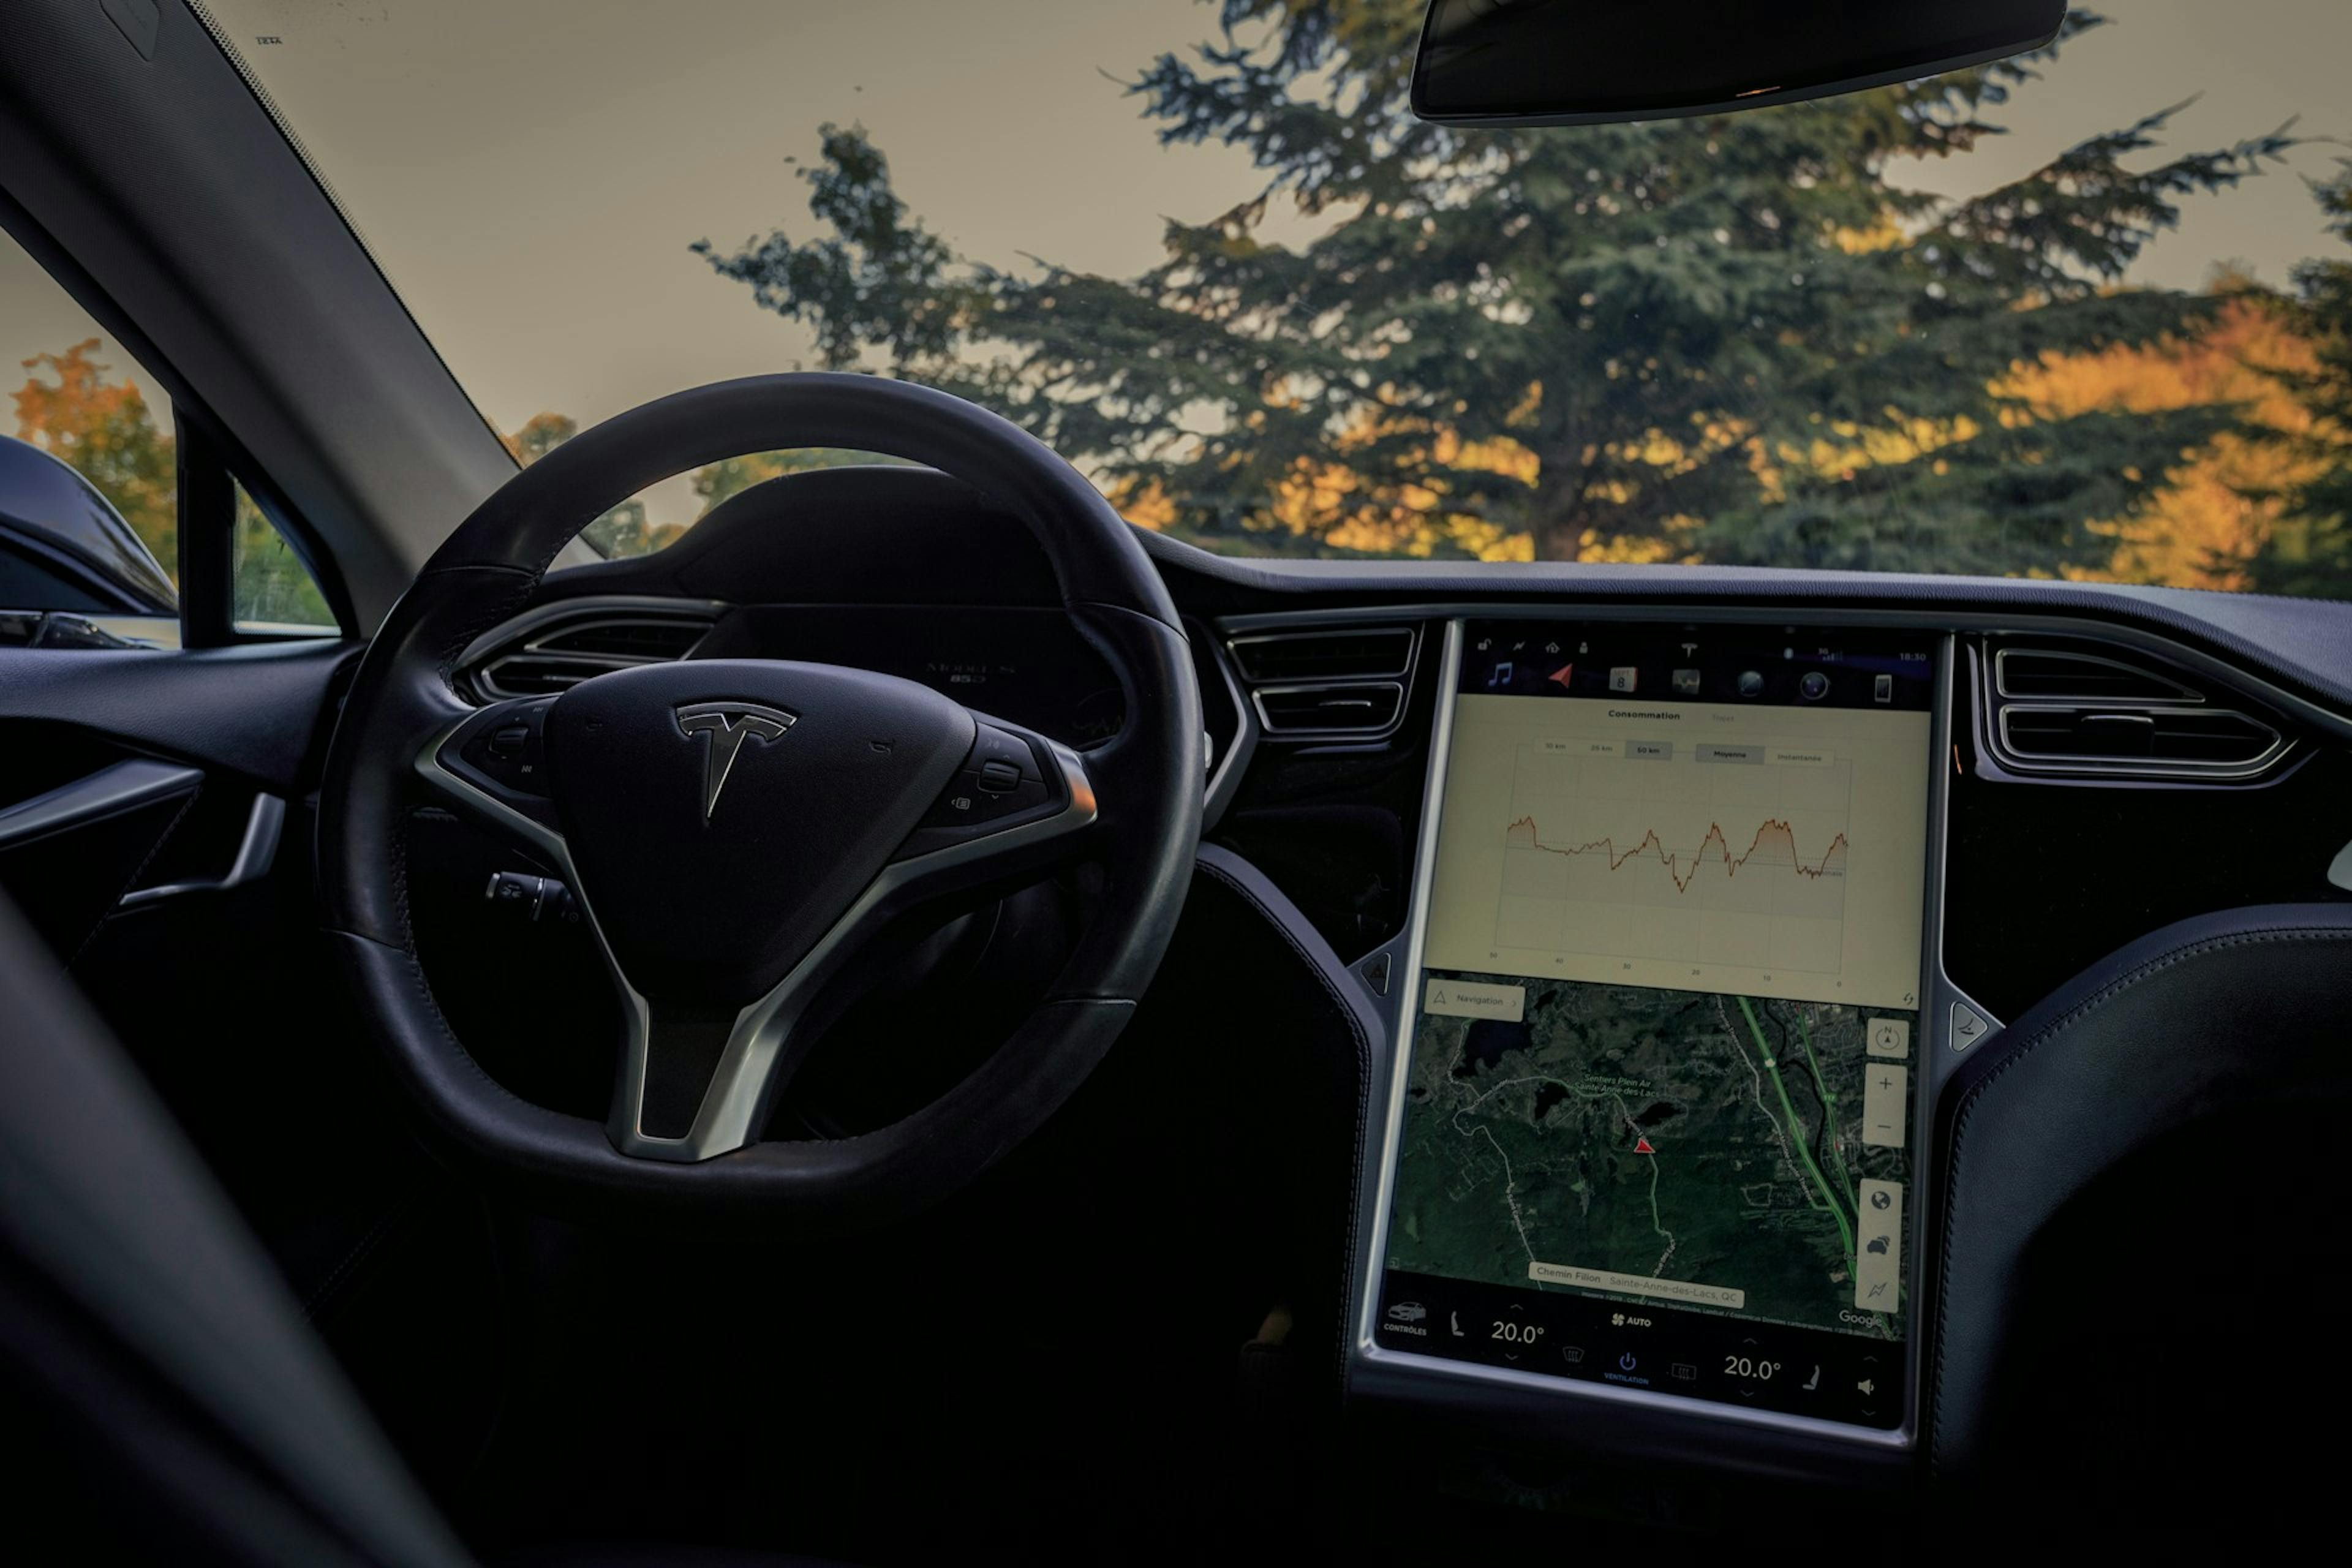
left=1223, top=624, right=1419, bottom=740
left=1255, top=682, right=1405, bottom=734
left=1994, top=647, right=2199, bottom=703
left=470, top=656, right=607, bottom=699
left=1231, top=627, right=1415, bottom=684
left=467, top=608, right=715, bottom=701
left=1982, top=639, right=2290, bottom=782
left=534, top=619, right=710, bottom=660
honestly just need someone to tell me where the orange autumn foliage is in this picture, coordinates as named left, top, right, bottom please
left=2002, top=292, right=2321, bottom=590
left=13, top=338, right=178, bottom=573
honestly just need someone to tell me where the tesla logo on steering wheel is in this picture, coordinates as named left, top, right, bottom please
left=674, top=701, right=796, bottom=823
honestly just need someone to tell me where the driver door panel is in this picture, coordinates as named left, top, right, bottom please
left=0, top=637, right=467, bottom=1320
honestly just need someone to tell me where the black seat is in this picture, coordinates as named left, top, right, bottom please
left=0, top=891, right=834, bottom=1567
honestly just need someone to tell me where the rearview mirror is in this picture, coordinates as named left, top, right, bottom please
left=1410, top=0, right=2068, bottom=126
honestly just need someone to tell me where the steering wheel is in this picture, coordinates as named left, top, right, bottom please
left=317, top=374, right=1203, bottom=1222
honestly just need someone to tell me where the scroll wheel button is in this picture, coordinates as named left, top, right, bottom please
left=976, top=760, right=1022, bottom=793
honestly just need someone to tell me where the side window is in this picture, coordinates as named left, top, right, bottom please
left=4, top=221, right=179, bottom=634
left=2, top=221, right=333, bottom=644
left=232, top=481, right=334, bottom=631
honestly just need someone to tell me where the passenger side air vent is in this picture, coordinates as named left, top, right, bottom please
left=1981, top=638, right=2290, bottom=782
left=1994, top=647, right=2199, bottom=703
left=466, top=607, right=715, bottom=702
left=1227, top=624, right=1419, bottom=739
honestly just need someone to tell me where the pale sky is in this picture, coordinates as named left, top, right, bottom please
left=9, top=1, right=2350, bottom=528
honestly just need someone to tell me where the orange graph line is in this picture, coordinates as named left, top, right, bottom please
left=1503, top=815, right=1847, bottom=894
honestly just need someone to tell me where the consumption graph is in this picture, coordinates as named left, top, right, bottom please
left=1500, top=815, right=1850, bottom=894
left=1492, top=742, right=1855, bottom=974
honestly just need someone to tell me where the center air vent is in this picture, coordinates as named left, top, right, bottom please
left=1226, top=624, right=1419, bottom=739
left=1231, top=627, right=1415, bottom=683
left=467, top=608, right=715, bottom=701
left=532, top=619, right=711, bottom=660
left=1981, top=638, right=2290, bottom=782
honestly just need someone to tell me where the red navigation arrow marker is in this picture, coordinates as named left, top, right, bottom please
left=1547, top=663, right=1575, bottom=689
left=1634, top=1137, right=1656, bottom=1155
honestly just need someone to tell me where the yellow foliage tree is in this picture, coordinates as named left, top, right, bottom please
left=13, top=339, right=178, bottom=578
left=2001, top=290, right=2320, bottom=590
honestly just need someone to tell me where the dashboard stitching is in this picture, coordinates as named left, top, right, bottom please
left=1930, top=922, right=2352, bottom=1471
left=391, top=806, right=420, bottom=954
left=1196, top=848, right=1374, bottom=1397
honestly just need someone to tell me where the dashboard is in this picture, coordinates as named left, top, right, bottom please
left=439, top=462, right=2352, bottom=1489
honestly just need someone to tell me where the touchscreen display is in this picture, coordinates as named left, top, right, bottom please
left=1376, top=622, right=1935, bottom=1428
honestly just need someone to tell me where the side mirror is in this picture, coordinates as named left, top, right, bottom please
left=0, top=432, right=177, bottom=644
left=1410, top=0, right=2067, bottom=126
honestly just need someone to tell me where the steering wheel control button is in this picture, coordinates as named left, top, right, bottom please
left=916, top=767, right=1051, bottom=832
left=899, top=722, right=1065, bottom=854
left=444, top=698, right=559, bottom=807
left=968, top=723, right=1046, bottom=783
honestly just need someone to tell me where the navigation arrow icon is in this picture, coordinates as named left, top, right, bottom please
left=1634, top=1137, right=1656, bottom=1155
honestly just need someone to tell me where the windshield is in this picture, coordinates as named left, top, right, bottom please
left=202, top=1, right=2352, bottom=595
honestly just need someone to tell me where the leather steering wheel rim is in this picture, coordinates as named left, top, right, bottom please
left=317, top=373, right=1203, bottom=1223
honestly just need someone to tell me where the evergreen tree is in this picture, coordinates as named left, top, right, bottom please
left=696, top=4, right=2290, bottom=575
left=2242, top=159, right=2352, bottom=596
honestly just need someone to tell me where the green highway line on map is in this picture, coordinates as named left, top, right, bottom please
left=1735, top=995, right=1855, bottom=1270
left=1794, top=1011, right=1859, bottom=1219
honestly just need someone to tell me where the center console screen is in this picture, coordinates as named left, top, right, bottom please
left=1374, top=621, right=1936, bottom=1428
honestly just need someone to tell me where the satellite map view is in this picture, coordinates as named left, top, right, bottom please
left=1387, top=972, right=1912, bottom=1340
